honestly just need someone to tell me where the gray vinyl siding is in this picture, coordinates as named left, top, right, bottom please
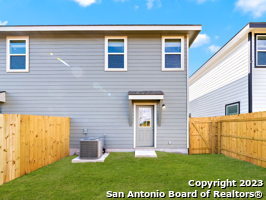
left=0, top=32, right=188, bottom=150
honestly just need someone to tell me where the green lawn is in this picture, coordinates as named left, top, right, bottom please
left=0, top=152, right=265, bottom=200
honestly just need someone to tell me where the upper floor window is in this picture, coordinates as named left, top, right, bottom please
left=256, top=35, right=266, bottom=67
left=225, top=102, right=240, bottom=116
left=6, top=36, right=29, bottom=72
left=105, top=36, right=127, bottom=71
left=162, top=36, right=184, bottom=71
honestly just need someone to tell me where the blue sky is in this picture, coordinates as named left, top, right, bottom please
left=0, top=0, right=266, bottom=75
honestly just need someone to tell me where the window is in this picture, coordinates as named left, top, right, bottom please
left=138, top=107, right=152, bottom=127
left=105, top=36, right=127, bottom=71
left=256, top=35, right=266, bottom=67
left=6, top=36, right=29, bottom=72
left=162, top=36, right=184, bottom=71
left=225, top=102, right=240, bottom=116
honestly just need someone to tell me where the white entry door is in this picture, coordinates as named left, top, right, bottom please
left=135, top=105, right=154, bottom=147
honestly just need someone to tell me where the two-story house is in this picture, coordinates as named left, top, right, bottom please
left=189, top=22, right=266, bottom=117
left=0, top=24, right=201, bottom=154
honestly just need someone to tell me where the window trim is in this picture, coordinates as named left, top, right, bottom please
left=255, top=34, right=266, bottom=68
left=162, top=36, right=184, bottom=71
left=6, top=36, right=29, bottom=73
left=105, top=36, right=127, bottom=72
left=225, top=101, right=240, bottom=116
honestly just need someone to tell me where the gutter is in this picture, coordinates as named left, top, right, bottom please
left=0, top=24, right=202, bottom=32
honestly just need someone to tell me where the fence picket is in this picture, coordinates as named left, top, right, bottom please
left=0, top=114, right=70, bottom=185
left=190, top=112, right=266, bottom=168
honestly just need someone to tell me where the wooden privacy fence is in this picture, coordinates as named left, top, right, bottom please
left=190, top=112, right=266, bottom=168
left=0, top=114, right=70, bottom=185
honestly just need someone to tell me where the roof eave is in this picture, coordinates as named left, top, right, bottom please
left=189, top=23, right=251, bottom=84
left=189, top=30, right=201, bottom=47
left=190, top=22, right=266, bottom=84
left=0, top=24, right=202, bottom=48
left=0, top=25, right=202, bottom=32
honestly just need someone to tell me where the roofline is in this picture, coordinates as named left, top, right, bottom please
left=0, top=24, right=202, bottom=32
left=189, top=22, right=266, bottom=84
left=0, top=24, right=201, bottom=47
left=1, top=24, right=202, bottom=27
left=249, top=22, right=266, bottom=28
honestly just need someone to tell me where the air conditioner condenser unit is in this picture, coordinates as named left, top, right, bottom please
left=79, top=137, right=104, bottom=159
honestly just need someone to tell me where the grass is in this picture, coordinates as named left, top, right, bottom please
left=0, top=152, right=265, bottom=200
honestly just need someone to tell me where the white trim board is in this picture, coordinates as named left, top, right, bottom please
left=0, top=25, right=202, bottom=32
left=105, top=149, right=135, bottom=152
left=128, top=95, right=164, bottom=100
left=106, top=149, right=188, bottom=154
left=70, top=148, right=188, bottom=154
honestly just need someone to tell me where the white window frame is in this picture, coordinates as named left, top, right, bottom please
left=105, top=36, right=127, bottom=71
left=6, top=36, right=29, bottom=73
left=162, top=36, right=184, bottom=71
left=256, top=35, right=266, bottom=67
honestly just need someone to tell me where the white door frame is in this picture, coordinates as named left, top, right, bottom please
left=133, top=102, right=157, bottom=148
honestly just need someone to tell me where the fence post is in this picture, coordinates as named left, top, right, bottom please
left=217, top=121, right=222, bottom=154
left=188, top=118, right=190, bottom=155
left=0, top=115, right=4, bottom=185
left=210, top=122, right=217, bottom=154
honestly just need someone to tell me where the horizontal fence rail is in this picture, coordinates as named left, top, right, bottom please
left=0, top=114, right=70, bottom=185
left=189, top=112, right=266, bottom=168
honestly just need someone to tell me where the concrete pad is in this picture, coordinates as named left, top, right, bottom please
left=135, top=150, right=157, bottom=158
left=72, top=153, right=110, bottom=163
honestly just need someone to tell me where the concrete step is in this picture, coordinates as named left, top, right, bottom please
left=135, top=150, right=157, bottom=158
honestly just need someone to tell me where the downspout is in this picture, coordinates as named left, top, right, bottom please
left=248, top=32, right=253, bottom=113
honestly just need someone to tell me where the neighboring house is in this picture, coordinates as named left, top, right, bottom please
left=189, top=22, right=266, bottom=117
left=0, top=24, right=201, bottom=154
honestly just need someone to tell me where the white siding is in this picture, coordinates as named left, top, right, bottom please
left=252, top=31, right=266, bottom=112
left=189, top=37, right=249, bottom=117
left=253, top=69, right=266, bottom=112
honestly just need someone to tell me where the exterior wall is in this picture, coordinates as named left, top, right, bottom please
left=0, top=32, right=188, bottom=151
left=252, top=31, right=266, bottom=112
left=189, top=37, right=249, bottom=117
left=253, top=69, right=266, bottom=112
